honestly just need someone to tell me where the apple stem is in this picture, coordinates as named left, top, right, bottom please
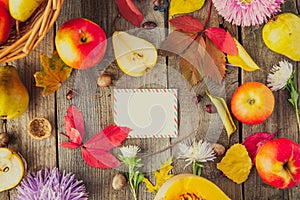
left=1, top=119, right=7, bottom=134
left=79, top=30, right=87, bottom=43
left=283, top=163, right=296, bottom=182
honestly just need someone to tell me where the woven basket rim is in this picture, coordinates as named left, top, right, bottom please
left=0, top=0, right=64, bottom=64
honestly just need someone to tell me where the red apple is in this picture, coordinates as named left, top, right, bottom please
left=231, top=82, right=274, bottom=124
left=55, top=18, right=107, bottom=70
left=0, top=0, right=8, bottom=10
left=0, top=5, right=11, bottom=44
left=255, top=138, right=300, bottom=188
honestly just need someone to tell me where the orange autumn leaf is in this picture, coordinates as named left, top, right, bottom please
left=143, top=157, right=174, bottom=193
left=217, top=144, right=252, bottom=184
left=34, top=51, right=73, bottom=96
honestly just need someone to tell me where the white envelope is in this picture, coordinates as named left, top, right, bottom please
left=113, top=89, right=178, bottom=138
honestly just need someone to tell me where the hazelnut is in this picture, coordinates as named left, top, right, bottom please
left=211, top=143, right=225, bottom=156
left=97, top=74, right=112, bottom=88
left=0, top=132, right=9, bottom=147
left=112, top=173, right=126, bottom=190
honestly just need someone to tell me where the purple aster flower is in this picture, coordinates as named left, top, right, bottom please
left=15, top=168, right=88, bottom=200
left=212, top=0, right=284, bottom=26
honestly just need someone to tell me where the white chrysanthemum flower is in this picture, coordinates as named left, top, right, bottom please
left=178, top=139, right=216, bottom=169
left=267, top=60, right=293, bottom=91
left=120, top=145, right=140, bottom=158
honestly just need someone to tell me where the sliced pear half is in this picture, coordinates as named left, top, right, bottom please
left=112, top=31, right=158, bottom=77
left=0, top=148, right=24, bottom=192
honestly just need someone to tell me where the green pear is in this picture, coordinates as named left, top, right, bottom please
left=262, top=13, right=300, bottom=61
left=9, top=0, right=43, bottom=22
left=0, top=65, right=29, bottom=119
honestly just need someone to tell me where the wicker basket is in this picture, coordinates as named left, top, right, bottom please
left=0, top=0, right=64, bottom=63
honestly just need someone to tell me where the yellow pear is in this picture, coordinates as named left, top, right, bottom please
left=262, top=13, right=300, bottom=61
left=0, top=148, right=25, bottom=192
left=9, top=0, right=43, bottom=22
left=112, top=31, right=158, bottom=77
left=227, top=38, right=260, bottom=71
left=0, top=65, right=29, bottom=119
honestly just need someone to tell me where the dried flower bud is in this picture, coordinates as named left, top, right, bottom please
left=97, top=74, right=112, bottom=88
left=142, top=21, right=157, bottom=29
left=0, top=132, right=9, bottom=147
left=112, top=173, right=126, bottom=190
left=211, top=143, right=226, bottom=156
left=206, top=104, right=217, bottom=113
left=66, top=90, right=74, bottom=100
left=192, top=94, right=203, bottom=104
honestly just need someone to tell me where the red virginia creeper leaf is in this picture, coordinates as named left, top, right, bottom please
left=116, top=0, right=144, bottom=27
left=160, top=30, right=198, bottom=55
left=242, top=131, right=278, bottom=164
left=64, top=105, right=85, bottom=145
left=81, top=147, right=120, bottom=169
left=60, top=141, right=81, bottom=149
left=83, top=125, right=130, bottom=150
left=169, top=16, right=204, bottom=33
left=180, top=36, right=222, bottom=84
left=205, top=27, right=238, bottom=55
left=205, top=37, right=227, bottom=79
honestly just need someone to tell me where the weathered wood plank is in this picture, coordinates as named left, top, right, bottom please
left=242, top=1, right=300, bottom=200
left=1, top=16, right=56, bottom=200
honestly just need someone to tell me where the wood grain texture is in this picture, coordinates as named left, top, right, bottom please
left=1, top=0, right=300, bottom=199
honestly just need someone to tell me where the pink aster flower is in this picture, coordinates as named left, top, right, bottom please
left=15, top=168, right=88, bottom=200
left=212, top=0, right=284, bottom=26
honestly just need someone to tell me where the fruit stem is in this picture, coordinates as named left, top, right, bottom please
left=1, top=119, right=7, bottom=134
left=283, top=162, right=295, bottom=182
left=204, top=0, right=213, bottom=29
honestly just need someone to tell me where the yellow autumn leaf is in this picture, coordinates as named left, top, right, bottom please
left=206, top=91, right=236, bottom=142
left=227, top=38, right=261, bottom=71
left=34, top=51, right=73, bottom=96
left=143, top=157, right=174, bottom=193
left=169, top=0, right=206, bottom=17
left=217, top=144, right=252, bottom=184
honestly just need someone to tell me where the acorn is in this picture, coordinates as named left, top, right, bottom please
left=112, top=173, right=126, bottom=190
left=97, top=74, right=112, bottom=88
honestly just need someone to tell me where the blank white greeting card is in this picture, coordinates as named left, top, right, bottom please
left=113, top=89, right=178, bottom=138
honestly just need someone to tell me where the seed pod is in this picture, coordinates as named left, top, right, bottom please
left=112, top=173, right=126, bottom=190
left=66, top=90, right=74, bottom=100
left=0, top=132, right=9, bottom=147
left=142, top=21, right=157, bottom=29
left=205, top=104, right=217, bottom=113
left=211, top=143, right=226, bottom=156
left=97, top=74, right=112, bottom=88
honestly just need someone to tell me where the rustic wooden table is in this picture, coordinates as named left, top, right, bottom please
left=1, top=0, right=300, bottom=199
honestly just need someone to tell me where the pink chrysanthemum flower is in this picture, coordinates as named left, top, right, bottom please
left=212, top=0, right=284, bottom=26
left=15, top=168, right=88, bottom=200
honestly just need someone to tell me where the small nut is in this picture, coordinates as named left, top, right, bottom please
left=0, top=132, right=9, bottom=147
left=97, top=74, right=112, bottom=88
left=112, top=173, right=126, bottom=190
left=28, top=117, right=52, bottom=140
left=211, top=143, right=225, bottom=156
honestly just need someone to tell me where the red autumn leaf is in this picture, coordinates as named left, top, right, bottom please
left=160, top=30, right=198, bottom=55
left=81, top=148, right=121, bottom=169
left=205, top=37, right=227, bottom=79
left=169, top=16, right=204, bottom=33
left=242, top=131, right=278, bottom=164
left=205, top=27, right=238, bottom=55
left=60, top=141, right=81, bottom=149
left=116, top=0, right=144, bottom=27
left=60, top=105, right=131, bottom=169
left=64, top=105, right=85, bottom=145
left=180, top=36, right=222, bottom=84
left=83, top=125, right=130, bottom=150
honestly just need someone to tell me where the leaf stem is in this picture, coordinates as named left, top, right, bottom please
left=204, top=0, right=213, bottom=29
left=286, top=72, right=300, bottom=130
